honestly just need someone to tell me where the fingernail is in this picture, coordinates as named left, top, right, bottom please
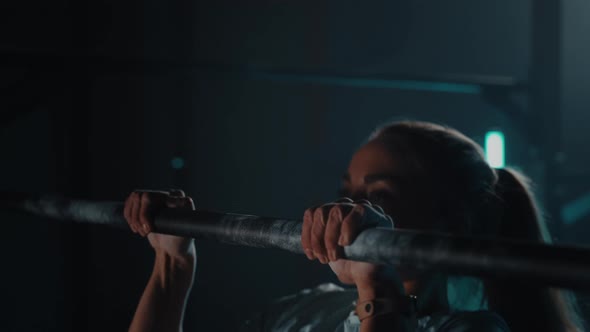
left=329, top=250, right=336, bottom=261
left=142, top=224, right=150, bottom=233
left=130, top=225, right=137, bottom=233
left=304, top=249, right=313, bottom=260
left=338, top=235, right=344, bottom=246
left=341, top=237, right=349, bottom=246
left=313, top=251, right=323, bottom=263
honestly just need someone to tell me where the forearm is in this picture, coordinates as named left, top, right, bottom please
left=129, top=250, right=196, bottom=332
left=357, top=281, right=409, bottom=332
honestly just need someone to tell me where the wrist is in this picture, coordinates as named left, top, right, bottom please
left=154, top=247, right=196, bottom=267
left=355, top=274, right=412, bottom=331
left=153, top=250, right=196, bottom=291
left=356, top=281, right=416, bottom=329
left=357, top=279, right=404, bottom=302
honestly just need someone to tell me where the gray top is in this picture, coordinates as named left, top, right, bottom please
left=240, top=283, right=509, bottom=332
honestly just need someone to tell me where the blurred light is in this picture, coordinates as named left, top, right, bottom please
left=171, top=157, right=185, bottom=170
left=253, top=73, right=481, bottom=94
left=485, top=131, right=505, bottom=168
left=562, top=192, right=590, bottom=225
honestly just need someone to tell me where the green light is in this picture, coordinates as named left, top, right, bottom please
left=171, top=157, right=185, bottom=170
left=253, top=73, right=482, bottom=94
left=561, top=192, right=590, bottom=225
left=485, top=131, right=505, bottom=168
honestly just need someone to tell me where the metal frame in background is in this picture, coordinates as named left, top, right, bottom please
left=0, top=2, right=567, bottom=237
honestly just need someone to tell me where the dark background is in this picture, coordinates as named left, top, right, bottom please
left=1, top=1, right=590, bottom=331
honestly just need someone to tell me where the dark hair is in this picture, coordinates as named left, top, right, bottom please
left=369, top=121, right=584, bottom=332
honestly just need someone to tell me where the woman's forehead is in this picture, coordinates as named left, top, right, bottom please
left=346, top=141, right=399, bottom=184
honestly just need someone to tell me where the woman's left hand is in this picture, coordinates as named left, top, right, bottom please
left=301, top=199, right=396, bottom=288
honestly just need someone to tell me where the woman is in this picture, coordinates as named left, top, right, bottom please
left=124, top=121, right=583, bottom=332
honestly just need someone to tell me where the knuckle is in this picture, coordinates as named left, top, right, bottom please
left=303, top=213, right=313, bottom=227
left=320, top=205, right=332, bottom=220
left=141, top=193, right=151, bottom=203
left=347, top=204, right=365, bottom=221
left=185, top=197, right=196, bottom=209
left=329, top=205, right=342, bottom=216
left=354, top=199, right=372, bottom=206
left=313, top=208, right=323, bottom=222
left=353, top=204, right=365, bottom=214
left=171, top=189, right=186, bottom=197
left=166, top=196, right=179, bottom=207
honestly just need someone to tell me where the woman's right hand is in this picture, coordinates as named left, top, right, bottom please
left=126, top=190, right=196, bottom=332
left=123, top=189, right=196, bottom=259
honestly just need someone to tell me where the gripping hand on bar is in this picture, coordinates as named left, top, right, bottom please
left=125, top=189, right=408, bottom=332
left=124, top=190, right=399, bottom=291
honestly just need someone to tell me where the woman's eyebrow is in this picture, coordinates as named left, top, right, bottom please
left=363, top=173, right=399, bottom=185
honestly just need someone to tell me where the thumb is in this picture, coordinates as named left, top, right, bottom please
left=166, top=195, right=195, bottom=210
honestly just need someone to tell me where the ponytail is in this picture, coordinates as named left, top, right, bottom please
left=486, top=168, right=584, bottom=332
left=369, top=121, right=584, bottom=331
left=493, top=168, right=549, bottom=242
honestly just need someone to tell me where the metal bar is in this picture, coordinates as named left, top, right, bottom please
left=530, top=0, right=563, bottom=237
left=3, top=193, right=590, bottom=290
left=0, top=48, right=523, bottom=95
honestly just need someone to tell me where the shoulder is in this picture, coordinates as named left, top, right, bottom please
left=436, top=310, right=510, bottom=332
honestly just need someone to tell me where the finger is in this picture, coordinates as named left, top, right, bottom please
left=340, top=204, right=364, bottom=246
left=325, top=205, right=344, bottom=262
left=363, top=204, right=390, bottom=228
left=335, top=197, right=354, bottom=203
left=302, top=208, right=315, bottom=260
left=383, top=214, right=394, bottom=228
left=354, top=199, right=372, bottom=206
left=185, top=197, right=195, bottom=210
left=372, top=203, right=385, bottom=215
left=123, top=194, right=136, bottom=233
left=139, top=192, right=153, bottom=236
left=166, top=196, right=194, bottom=210
left=168, top=189, right=186, bottom=197
left=311, top=206, right=330, bottom=264
left=130, top=192, right=142, bottom=235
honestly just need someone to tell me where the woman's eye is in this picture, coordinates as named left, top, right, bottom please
left=367, top=190, right=394, bottom=206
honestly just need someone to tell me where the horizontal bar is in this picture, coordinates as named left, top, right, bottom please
left=250, top=72, right=482, bottom=94
left=3, top=193, right=589, bottom=290
left=0, top=48, right=523, bottom=94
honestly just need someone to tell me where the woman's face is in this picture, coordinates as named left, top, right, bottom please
left=340, top=140, right=435, bottom=230
left=342, top=140, right=440, bottom=288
